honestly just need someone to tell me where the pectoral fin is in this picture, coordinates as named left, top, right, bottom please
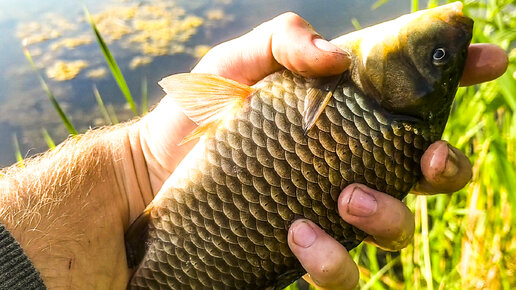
left=159, top=73, right=254, bottom=144
left=303, top=74, right=343, bottom=134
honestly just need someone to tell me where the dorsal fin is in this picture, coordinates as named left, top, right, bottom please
left=303, top=74, right=343, bottom=134
left=159, top=73, right=254, bottom=144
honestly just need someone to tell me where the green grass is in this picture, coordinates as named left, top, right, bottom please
left=41, top=128, right=56, bottom=149
left=93, top=85, right=116, bottom=125
left=22, top=43, right=78, bottom=136
left=83, top=6, right=138, bottom=115
left=360, top=1, right=516, bottom=289
left=12, top=134, right=24, bottom=166
left=22, top=0, right=515, bottom=289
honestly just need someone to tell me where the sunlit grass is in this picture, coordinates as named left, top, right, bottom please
left=41, top=128, right=56, bottom=149
left=22, top=42, right=78, bottom=136
left=360, top=1, right=516, bottom=289
left=83, top=6, right=138, bottom=115
left=93, top=85, right=116, bottom=125
left=12, top=134, right=24, bottom=166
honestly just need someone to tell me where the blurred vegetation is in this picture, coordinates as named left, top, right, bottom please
left=352, top=0, right=516, bottom=289
left=21, top=0, right=515, bottom=289
left=289, top=0, right=516, bottom=289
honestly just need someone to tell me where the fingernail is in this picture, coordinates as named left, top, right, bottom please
left=443, top=146, right=459, bottom=177
left=292, top=221, right=317, bottom=248
left=347, top=187, right=377, bottom=217
left=313, top=37, right=346, bottom=54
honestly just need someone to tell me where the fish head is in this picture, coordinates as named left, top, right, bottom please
left=333, top=2, right=473, bottom=136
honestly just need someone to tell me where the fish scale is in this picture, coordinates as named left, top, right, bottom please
left=128, top=70, right=430, bottom=289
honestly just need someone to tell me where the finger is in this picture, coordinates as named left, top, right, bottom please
left=460, top=43, right=508, bottom=86
left=192, top=12, right=350, bottom=85
left=338, top=185, right=415, bottom=251
left=269, top=13, right=351, bottom=78
left=288, top=219, right=359, bottom=290
left=413, top=141, right=472, bottom=194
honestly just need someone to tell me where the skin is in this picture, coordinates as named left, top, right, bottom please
left=0, top=12, right=508, bottom=290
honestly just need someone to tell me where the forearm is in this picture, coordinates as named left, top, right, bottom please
left=0, top=123, right=150, bottom=288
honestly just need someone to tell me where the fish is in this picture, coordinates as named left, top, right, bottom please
left=125, top=2, right=473, bottom=289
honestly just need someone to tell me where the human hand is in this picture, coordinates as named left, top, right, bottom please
left=132, top=12, right=508, bottom=290
left=130, top=12, right=352, bottom=215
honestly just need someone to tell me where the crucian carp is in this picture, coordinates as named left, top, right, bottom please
left=126, top=2, right=473, bottom=289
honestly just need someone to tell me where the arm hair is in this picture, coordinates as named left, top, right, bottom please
left=0, top=123, right=150, bottom=288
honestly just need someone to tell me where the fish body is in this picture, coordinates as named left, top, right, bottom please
left=126, top=3, right=472, bottom=289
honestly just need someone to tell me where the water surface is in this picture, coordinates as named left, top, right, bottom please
left=0, top=0, right=408, bottom=166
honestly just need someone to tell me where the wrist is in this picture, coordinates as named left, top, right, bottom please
left=135, top=97, right=198, bottom=195
left=0, top=125, right=136, bottom=288
left=117, top=120, right=154, bottom=225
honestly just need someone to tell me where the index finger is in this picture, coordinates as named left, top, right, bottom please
left=192, top=12, right=351, bottom=84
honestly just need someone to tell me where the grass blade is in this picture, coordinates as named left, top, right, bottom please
left=93, top=85, right=114, bottom=124
left=106, top=105, right=120, bottom=124
left=83, top=6, right=138, bottom=115
left=22, top=43, right=78, bottom=135
left=41, top=128, right=56, bottom=149
left=12, top=134, right=24, bottom=167
left=426, top=0, right=439, bottom=8
left=411, top=0, right=418, bottom=12
left=362, top=256, right=401, bottom=290
left=351, top=18, right=361, bottom=30
left=365, top=245, right=384, bottom=289
left=371, top=0, right=390, bottom=10
left=419, top=196, right=433, bottom=290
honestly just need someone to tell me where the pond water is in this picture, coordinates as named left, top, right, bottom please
left=0, top=0, right=409, bottom=167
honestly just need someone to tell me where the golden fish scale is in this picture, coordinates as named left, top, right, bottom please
left=129, top=70, right=431, bottom=289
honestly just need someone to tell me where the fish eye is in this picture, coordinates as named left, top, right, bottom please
left=432, top=48, right=448, bottom=66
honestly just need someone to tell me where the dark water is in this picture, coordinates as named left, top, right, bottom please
left=0, top=0, right=409, bottom=167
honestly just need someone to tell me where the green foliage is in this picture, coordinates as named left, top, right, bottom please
left=411, top=0, right=419, bottom=12
left=83, top=6, right=138, bottom=115
left=41, top=128, right=56, bottom=149
left=12, top=134, right=24, bottom=166
left=372, top=0, right=392, bottom=10
left=22, top=44, right=78, bottom=136
left=352, top=1, right=516, bottom=290
left=93, top=85, right=117, bottom=125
